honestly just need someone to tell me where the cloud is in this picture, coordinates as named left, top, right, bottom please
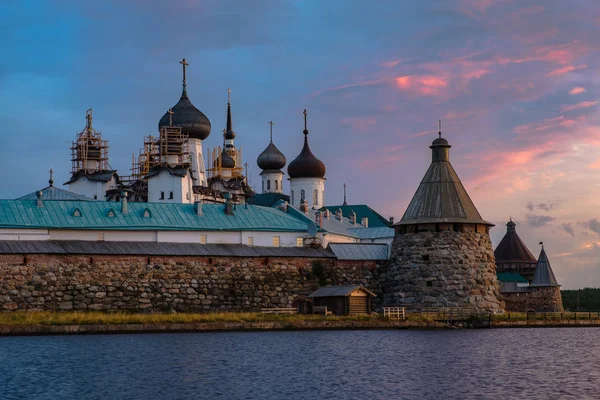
left=394, top=75, right=448, bottom=96
left=569, top=87, right=586, bottom=95
left=513, top=115, right=580, bottom=134
left=526, top=213, right=556, bottom=228
left=546, top=64, right=587, bottom=76
left=526, top=202, right=535, bottom=211
left=537, top=202, right=557, bottom=212
left=381, top=60, right=403, bottom=68
left=340, top=117, right=377, bottom=131
left=560, top=101, right=598, bottom=113
left=559, top=223, right=575, bottom=237
left=579, top=218, right=600, bottom=235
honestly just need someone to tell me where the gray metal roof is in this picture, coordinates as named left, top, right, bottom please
left=348, top=227, right=394, bottom=239
left=531, top=247, right=560, bottom=287
left=398, top=139, right=492, bottom=226
left=308, top=284, right=376, bottom=298
left=282, top=202, right=364, bottom=238
left=17, top=186, right=95, bottom=201
left=0, top=240, right=336, bottom=258
left=327, top=243, right=389, bottom=260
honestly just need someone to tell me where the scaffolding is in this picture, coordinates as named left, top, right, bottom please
left=70, top=109, right=110, bottom=174
left=125, top=126, right=191, bottom=182
left=207, top=145, right=244, bottom=180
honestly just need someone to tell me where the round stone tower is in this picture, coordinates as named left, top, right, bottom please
left=384, top=130, right=504, bottom=313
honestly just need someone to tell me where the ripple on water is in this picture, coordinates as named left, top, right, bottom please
left=0, top=328, right=598, bottom=400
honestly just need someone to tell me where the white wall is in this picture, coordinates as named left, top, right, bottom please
left=189, top=138, right=207, bottom=186
left=69, top=176, right=116, bottom=200
left=147, top=169, right=193, bottom=204
left=289, top=177, right=325, bottom=209
left=262, top=171, right=284, bottom=194
left=320, top=233, right=359, bottom=247
left=2, top=228, right=305, bottom=247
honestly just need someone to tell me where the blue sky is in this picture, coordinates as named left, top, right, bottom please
left=1, top=0, right=600, bottom=288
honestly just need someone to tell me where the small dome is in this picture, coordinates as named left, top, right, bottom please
left=158, top=92, right=211, bottom=140
left=288, top=132, right=326, bottom=179
left=431, top=137, right=449, bottom=146
left=258, top=142, right=286, bottom=170
left=220, top=149, right=235, bottom=169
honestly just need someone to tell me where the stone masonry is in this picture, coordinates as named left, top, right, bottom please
left=502, top=286, right=563, bottom=312
left=0, top=254, right=384, bottom=312
left=383, top=230, right=504, bottom=312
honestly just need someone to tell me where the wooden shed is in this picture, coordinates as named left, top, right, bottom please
left=308, top=285, right=376, bottom=316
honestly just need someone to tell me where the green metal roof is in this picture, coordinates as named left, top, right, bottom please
left=247, top=193, right=290, bottom=207
left=0, top=200, right=311, bottom=232
left=497, top=272, right=529, bottom=283
left=319, top=205, right=392, bottom=228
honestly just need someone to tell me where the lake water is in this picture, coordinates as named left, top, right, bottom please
left=0, top=328, right=598, bottom=399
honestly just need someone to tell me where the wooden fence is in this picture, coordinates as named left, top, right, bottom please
left=383, top=307, right=406, bottom=321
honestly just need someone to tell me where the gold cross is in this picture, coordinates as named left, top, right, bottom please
left=168, top=108, right=174, bottom=126
left=268, top=120, right=274, bottom=142
left=180, top=58, right=189, bottom=84
left=227, top=88, right=231, bottom=103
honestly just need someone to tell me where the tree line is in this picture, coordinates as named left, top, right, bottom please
left=562, top=288, right=600, bottom=311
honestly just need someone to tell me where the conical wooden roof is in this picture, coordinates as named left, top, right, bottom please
left=397, top=135, right=491, bottom=226
left=494, top=220, right=537, bottom=263
left=531, top=246, right=560, bottom=287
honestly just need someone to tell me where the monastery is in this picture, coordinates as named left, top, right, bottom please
left=0, top=59, right=561, bottom=313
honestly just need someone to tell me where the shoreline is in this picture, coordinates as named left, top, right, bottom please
left=2, top=318, right=600, bottom=336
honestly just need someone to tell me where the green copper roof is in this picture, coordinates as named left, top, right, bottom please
left=319, top=205, right=392, bottom=228
left=0, top=200, right=310, bottom=232
left=497, top=272, right=529, bottom=283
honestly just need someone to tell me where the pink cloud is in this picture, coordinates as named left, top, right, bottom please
left=513, top=116, right=579, bottom=135
left=569, top=87, right=587, bottom=95
left=546, top=64, right=587, bottom=76
left=561, top=101, right=598, bottom=113
left=395, top=75, right=448, bottom=96
left=590, top=159, right=600, bottom=169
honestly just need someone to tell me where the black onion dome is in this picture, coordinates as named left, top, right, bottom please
left=158, top=90, right=211, bottom=140
left=257, top=142, right=286, bottom=170
left=288, top=132, right=326, bottom=179
left=224, top=101, right=235, bottom=140
left=220, top=149, right=235, bottom=168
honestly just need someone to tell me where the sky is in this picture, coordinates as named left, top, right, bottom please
left=0, top=0, right=599, bottom=288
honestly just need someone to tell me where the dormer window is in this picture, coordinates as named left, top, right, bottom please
left=107, top=209, right=116, bottom=218
left=72, top=208, right=82, bottom=217
left=142, top=208, right=151, bottom=218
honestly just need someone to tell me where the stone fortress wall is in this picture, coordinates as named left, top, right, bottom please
left=0, top=254, right=385, bottom=312
left=383, top=230, right=504, bottom=312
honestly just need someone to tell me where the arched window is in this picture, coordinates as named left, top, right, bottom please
left=301, top=189, right=305, bottom=200
left=267, top=180, right=271, bottom=190
left=313, top=189, right=318, bottom=205
left=291, top=191, right=295, bottom=205
left=275, top=180, right=278, bottom=191
left=262, top=180, right=265, bottom=193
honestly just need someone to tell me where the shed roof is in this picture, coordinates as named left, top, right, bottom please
left=308, top=285, right=376, bottom=298
left=397, top=137, right=491, bottom=226
left=327, top=243, right=389, bottom=260
left=0, top=200, right=310, bottom=232
left=0, top=240, right=335, bottom=258
left=348, top=226, right=395, bottom=239
left=531, top=247, right=560, bottom=287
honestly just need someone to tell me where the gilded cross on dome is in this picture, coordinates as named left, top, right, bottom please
left=179, top=58, right=189, bottom=85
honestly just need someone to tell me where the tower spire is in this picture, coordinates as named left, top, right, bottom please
left=303, top=109, right=308, bottom=135
left=438, top=119, right=442, bottom=139
left=226, top=88, right=232, bottom=133
left=343, top=183, right=347, bottom=206
left=49, top=168, right=54, bottom=187
left=268, top=120, right=274, bottom=143
left=179, top=58, right=189, bottom=97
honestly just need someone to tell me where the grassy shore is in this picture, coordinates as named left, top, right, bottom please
left=0, top=311, right=389, bottom=326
